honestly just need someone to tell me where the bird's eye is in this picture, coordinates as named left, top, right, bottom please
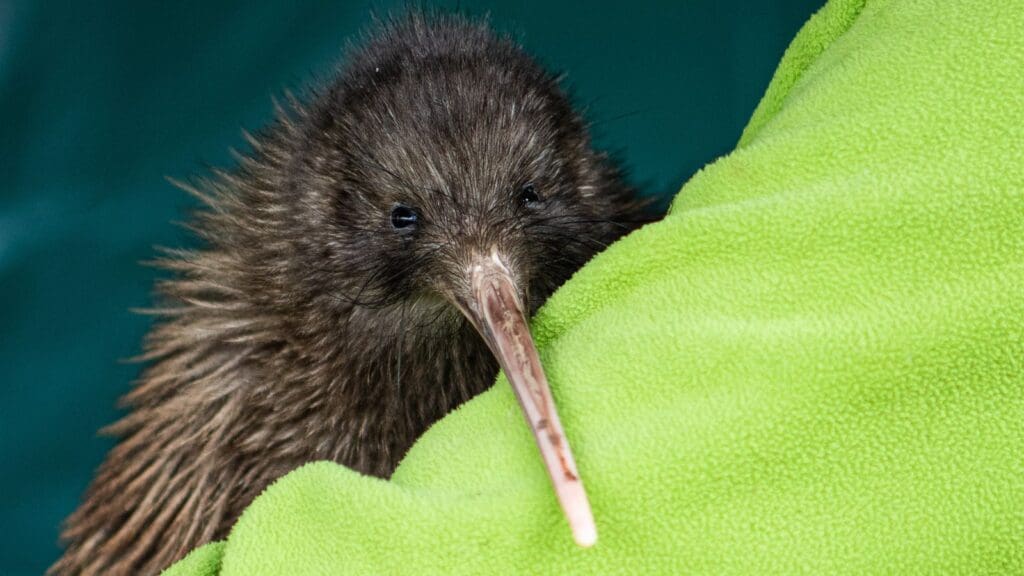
left=390, top=204, right=419, bottom=231
left=518, top=182, right=541, bottom=207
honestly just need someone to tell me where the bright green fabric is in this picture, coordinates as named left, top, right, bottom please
left=164, top=543, right=223, bottom=576
left=164, top=0, right=1024, bottom=573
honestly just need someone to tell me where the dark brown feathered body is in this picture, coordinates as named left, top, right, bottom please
left=53, top=13, right=649, bottom=575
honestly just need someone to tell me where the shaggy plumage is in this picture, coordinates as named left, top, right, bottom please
left=53, top=13, right=649, bottom=575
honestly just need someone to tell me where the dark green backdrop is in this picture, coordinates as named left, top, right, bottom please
left=0, top=1, right=821, bottom=572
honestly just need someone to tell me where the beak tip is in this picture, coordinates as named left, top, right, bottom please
left=565, top=487, right=597, bottom=548
left=574, top=524, right=598, bottom=548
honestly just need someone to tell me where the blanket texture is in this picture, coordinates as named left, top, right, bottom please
left=165, top=0, right=1024, bottom=573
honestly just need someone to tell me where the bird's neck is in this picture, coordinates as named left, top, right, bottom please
left=249, top=301, right=499, bottom=476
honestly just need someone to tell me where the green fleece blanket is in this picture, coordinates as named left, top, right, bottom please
left=165, top=0, right=1024, bottom=573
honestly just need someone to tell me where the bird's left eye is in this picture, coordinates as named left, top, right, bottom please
left=518, top=182, right=541, bottom=207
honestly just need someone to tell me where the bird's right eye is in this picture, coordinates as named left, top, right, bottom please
left=390, top=204, right=419, bottom=231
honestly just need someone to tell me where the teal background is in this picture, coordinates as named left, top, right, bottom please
left=0, top=1, right=820, bottom=573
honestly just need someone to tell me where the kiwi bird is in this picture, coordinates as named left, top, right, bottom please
left=53, top=13, right=649, bottom=575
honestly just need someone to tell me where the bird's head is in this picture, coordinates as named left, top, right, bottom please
left=268, top=15, right=644, bottom=327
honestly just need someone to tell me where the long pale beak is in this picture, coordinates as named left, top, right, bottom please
left=456, top=251, right=597, bottom=547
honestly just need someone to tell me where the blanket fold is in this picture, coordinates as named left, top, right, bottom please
left=165, top=0, right=1024, bottom=573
